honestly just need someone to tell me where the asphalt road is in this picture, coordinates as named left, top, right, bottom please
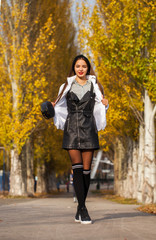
left=0, top=192, right=156, bottom=240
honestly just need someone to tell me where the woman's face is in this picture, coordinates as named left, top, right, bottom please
left=74, top=59, right=88, bottom=79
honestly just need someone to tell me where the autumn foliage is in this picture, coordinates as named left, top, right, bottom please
left=78, top=0, right=156, bottom=151
left=0, top=0, right=77, bottom=195
left=78, top=0, right=156, bottom=203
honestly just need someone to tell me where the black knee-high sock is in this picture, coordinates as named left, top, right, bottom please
left=83, top=169, right=91, bottom=201
left=72, top=164, right=85, bottom=208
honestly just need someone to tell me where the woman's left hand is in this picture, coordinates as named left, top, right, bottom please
left=101, top=95, right=108, bottom=106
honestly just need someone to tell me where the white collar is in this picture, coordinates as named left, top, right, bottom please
left=61, top=74, right=101, bottom=101
left=67, top=75, right=96, bottom=85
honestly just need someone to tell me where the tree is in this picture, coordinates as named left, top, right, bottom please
left=27, top=0, right=77, bottom=193
left=0, top=0, right=77, bottom=195
left=78, top=0, right=156, bottom=203
left=0, top=0, right=56, bottom=195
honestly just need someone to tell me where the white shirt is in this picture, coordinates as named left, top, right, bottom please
left=53, top=75, right=108, bottom=131
left=70, top=79, right=94, bottom=100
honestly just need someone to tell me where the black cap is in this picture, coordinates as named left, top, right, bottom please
left=41, top=101, right=55, bottom=119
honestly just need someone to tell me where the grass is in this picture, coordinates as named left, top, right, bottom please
left=137, top=204, right=156, bottom=215
left=91, top=189, right=156, bottom=214
left=91, top=189, right=139, bottom=205
left=0, top=189, right=65, bottom=199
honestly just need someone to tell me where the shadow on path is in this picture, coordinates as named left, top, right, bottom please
left=93, top=211, right=152, bottom=223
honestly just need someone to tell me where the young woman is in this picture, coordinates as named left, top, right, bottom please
left=52, top=55, right=108, bottom=224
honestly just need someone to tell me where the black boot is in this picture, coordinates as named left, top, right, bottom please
left=75, top=205, right=81, bottom=222
left=79, top=206, right=92, bottom=224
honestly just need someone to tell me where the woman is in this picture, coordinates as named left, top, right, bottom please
left=52, top=55, right=108, bottom=224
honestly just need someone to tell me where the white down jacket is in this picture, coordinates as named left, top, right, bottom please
left=53, top=75, right=108, bottom=131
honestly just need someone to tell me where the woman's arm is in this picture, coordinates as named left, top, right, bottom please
left=101, top=95, right=109, bottom=106
left=51, top=83, right=66, bottom=107
left=51, top=102, right=55, bottom=107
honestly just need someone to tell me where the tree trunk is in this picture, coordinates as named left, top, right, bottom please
left=4, top=150, right=10, bottom=191
left=44, top=160, right=57, bottom=192
left=114, top=91, right=156, bottom=204
left=114, top=137, right=139, bottom=199
left=46, top=171, right=56, bottom=192
left=36, top=160, right=46, bottom=193
left=114, top=138, right=127, bottom=196
left=20, top=144, right=28, bottom=195
left=137, top=124, right=145, bottom=202
left=10, top=139, right=35, bottom=196
left=142, top=90, right=156, bottom=203
left=10, top=148, right=24, bottom=196
left=26, top=138, right=34, bottom=196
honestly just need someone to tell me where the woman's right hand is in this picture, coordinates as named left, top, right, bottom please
left=51, top=102, right=55, bottom=107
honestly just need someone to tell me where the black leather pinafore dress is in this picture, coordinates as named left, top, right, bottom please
left=62, top=83, right=99, bottom=150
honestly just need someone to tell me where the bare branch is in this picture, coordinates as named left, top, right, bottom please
left=151, top=104, right=156, bottom=120
left=123, top=85, right=144, bottom=126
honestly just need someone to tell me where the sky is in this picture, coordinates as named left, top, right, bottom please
left=71, top=0, right=96, bottom=25
left=70, top=0, right=96, bottom=66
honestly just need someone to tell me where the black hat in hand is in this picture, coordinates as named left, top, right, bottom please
left=41, top=101, right=55, bottom=119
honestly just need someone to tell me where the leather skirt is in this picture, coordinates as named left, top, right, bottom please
left=62, top=83, right=99, bottom=150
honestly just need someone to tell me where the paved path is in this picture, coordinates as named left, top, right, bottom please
left=0, top=192, right=156, bottom=240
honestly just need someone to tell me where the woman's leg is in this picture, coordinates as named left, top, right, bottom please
left=68, top=149, right=93, bottom=224
left=82, top=150, right=94, bottom=201
left=68, top=150, right=85, bottom=209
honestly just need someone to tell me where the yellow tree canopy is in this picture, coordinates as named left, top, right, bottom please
left=0, top=2, right=56, bottom=152
left=28, top=0, right=77, bottom=175
left=78, top=0, right=155, bottom=150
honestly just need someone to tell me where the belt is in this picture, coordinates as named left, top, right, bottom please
left=69, top=110, right=93, bottom=113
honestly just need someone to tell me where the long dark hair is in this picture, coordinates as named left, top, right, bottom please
left=55, top=55, right=104, bottom=104
left=69, top=55, right=91, bottom=76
